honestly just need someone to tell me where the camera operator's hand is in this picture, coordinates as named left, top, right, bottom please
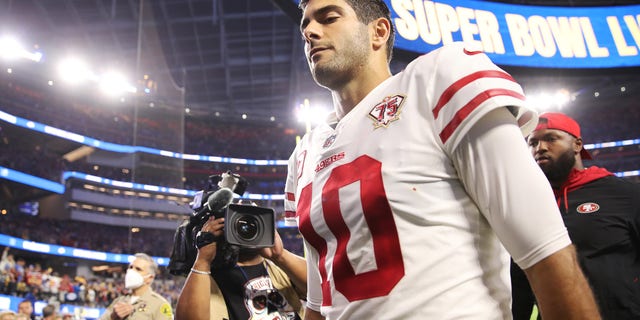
left=260, top=230, right=284, bottom=261
left=194, top=217, right=225, bottom=268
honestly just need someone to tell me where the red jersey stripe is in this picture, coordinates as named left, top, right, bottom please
left=433, top=70, right=516, bottom=119
left=439, top=88, right=526, bottom=144
left=286, top=192, right=295, bottom=201
left=284, top=210, right=297, bottom=218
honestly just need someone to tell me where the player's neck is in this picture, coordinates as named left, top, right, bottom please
left=332, top=63, right=392, bottom=120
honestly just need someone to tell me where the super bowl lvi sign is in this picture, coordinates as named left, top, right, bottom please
left=389, top=0, right=640, bottom=68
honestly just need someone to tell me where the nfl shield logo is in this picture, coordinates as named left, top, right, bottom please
left=323, top=134, right=336, bottom=148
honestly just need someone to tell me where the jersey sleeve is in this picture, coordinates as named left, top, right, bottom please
left=452, top=107, right=571, bottom=269
left=284, top=144, right=302, bottom=225
left=426, top=42, right=536, bottom=154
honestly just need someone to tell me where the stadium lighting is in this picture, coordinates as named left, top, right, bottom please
left=0, top=36, right=23, bottom=60
left=99, top=71, right=136, bottom=96
left=296, top=99, right=330, bottom=131
left=526, top=89, right=571, bottom=111
left=58, top=57, right=93, bottom=84
left=0, top=36, right=43, bottom=62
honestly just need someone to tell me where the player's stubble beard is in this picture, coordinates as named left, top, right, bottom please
left=309, top=23, right=370, bottom=91
left=539, top=147, right=576, bottom=186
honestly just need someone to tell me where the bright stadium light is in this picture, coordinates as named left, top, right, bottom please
left=58, top=57, right=93, bottom=84
left=0, top=36, right=24, bottom=60
left=296, top=99, right=331, bottom=131
left=526, top=89, right=571, bottom=112
left=99, top=71, right=136, bottom=96
left=0, top=36, right=42, bottom=62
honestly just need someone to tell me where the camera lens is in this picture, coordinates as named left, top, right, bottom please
left=235, top=215, right=259, bottom=241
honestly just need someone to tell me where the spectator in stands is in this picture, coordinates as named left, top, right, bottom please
left=14, top=258, right=26, bottom=297
left=16, top=300, right=33, bottom=320
left=175, top=219, right=306, bottom=320
left=99, top=253, right=173, bottom=320
left=0, top=311, right=16, bottom=320
left=41, top=304, right=57, bottom=320
left=512, top=112, right=640, bottom=319
left=0, top=247, right=16, bottom=294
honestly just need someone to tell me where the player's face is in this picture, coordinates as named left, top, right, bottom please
left=300, top=0, right=371, bottom=89
left=527, top=128, right=577, bottom=183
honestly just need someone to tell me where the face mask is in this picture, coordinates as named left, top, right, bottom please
left=125, top=269, right=147, bottom=289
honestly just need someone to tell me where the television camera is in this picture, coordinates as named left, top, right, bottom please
left=168, top=171, right=275, bottom=276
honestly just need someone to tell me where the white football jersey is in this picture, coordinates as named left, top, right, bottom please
left=284, top=43, right=567, bottom=319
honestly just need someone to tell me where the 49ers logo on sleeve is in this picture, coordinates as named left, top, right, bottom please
left=576, top=202, right=600, bottom=214
left=296, top=150, right=306, bottom=180
left=368, top=94, right=405, bottom=128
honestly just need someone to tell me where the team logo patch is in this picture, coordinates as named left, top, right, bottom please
left=296, top=150, right=306, bottom=180
left=368, top=94, right=405, bottom=128
left=323, top=134, right=337, bottom=148
left=576, top=202, right=600, bottom=214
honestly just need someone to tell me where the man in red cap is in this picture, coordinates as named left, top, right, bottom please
left=511, top=111, right=640, bottom=320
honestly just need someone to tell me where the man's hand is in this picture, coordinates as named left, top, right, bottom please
left=111, top=301, right=134, bottom=319
left=260, top=230, right=284, bottom=261
left=194, top=216, right=225, bottom=264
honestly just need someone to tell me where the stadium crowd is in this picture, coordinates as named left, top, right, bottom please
left=0, top=212, right=303, bottom=313
left=0, top=79, right=300, bottom=160
left=0, top=247, right=183, bottom=310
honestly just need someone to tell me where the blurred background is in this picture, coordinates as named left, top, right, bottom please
left=0, top=0, right=638, bottom=318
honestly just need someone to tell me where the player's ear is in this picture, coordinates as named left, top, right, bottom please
left=371, top=17, right=390, bottom=51
left=573, top=137, right=584, bottom=155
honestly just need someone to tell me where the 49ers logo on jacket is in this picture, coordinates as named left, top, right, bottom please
left=368, top=94, right=405, bottom=128
left=576, top=202, right=600, bottom=214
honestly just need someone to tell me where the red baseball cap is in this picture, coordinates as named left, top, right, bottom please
left=534, top=112, right=592, bottom=160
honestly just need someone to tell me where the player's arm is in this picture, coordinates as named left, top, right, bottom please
left=452, top=107, right=600, bottom=319
left=304, top=308, right=325, bottom=320
left=524, top=245, right=599, bottom=319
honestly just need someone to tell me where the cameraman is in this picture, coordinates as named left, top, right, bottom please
left=175, top=216, right=307, bottom=320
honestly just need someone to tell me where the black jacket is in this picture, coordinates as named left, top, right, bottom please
left=512, top=167, right=640, bottom=320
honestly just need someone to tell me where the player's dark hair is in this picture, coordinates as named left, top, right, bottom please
left=299, top=0, right=395, bottom=62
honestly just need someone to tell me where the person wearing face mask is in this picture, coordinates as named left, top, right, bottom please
left=100, top=253, right=173, bottom=320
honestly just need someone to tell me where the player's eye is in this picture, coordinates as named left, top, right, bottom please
left=323, top=16, right=338, bottom=24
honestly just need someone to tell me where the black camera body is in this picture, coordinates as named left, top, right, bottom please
left=168, top=172, right=276, bottom=276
